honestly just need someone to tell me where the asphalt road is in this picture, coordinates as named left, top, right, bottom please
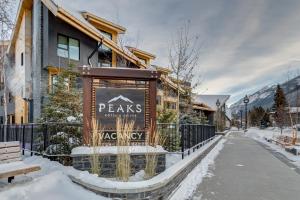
left=192, top=131, right=300, bottom=200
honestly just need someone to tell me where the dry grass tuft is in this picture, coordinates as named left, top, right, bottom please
left=116, top=117, right=135, bottom=181
left=144, top=122, right=165, bottom=179
left=90, top=118, right=104, bottom=175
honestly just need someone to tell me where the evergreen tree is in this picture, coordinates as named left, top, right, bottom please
left=39, top=65, right=83, bottom=155
left=273, top=85, right=287, bottom=133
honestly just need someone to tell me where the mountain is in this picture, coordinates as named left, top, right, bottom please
left=108, top=95, right=133, bottom=103
left=230, top=75, right=300, bottom=116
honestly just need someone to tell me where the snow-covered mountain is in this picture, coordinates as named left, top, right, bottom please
left=230, top=75, right=300, bottom=116
left=108, top=95, right=133, bottom=103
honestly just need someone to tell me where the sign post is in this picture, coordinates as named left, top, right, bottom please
left=79, top=67, right=160, bottom=145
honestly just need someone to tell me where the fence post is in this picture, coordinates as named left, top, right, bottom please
left=180, top=124, right=184, bottom=159
left=22, top=125, right=25, bottom=155
left=43, top=124, right=48, bottom=152
left=30, top=124, right=34, bottom=156
left=6, top=125, right=9, bottom=142
left=187, top=125, right=190, bottom=155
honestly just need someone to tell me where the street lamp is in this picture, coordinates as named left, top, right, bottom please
left=216, top=99, right=220, bottom=132
left=239, top=110, right=243, bottom=130
left=243, top=95, right=249, bottom=131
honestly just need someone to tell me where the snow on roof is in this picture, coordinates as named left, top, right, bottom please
left=193, top=95, right=230, bottom=110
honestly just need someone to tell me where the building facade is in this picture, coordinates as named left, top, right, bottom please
left=1, top=0, right=190, bottom=124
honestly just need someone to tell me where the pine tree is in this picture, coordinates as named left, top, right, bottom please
left=39, top=65, right=83, bottom=155
left=273, top=85, right=287, bottom=133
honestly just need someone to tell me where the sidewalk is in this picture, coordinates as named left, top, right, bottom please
left=192, top=131, right=300, bottom=200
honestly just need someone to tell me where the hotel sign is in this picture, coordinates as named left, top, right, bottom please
left=95, top=88, right=145, bottom=129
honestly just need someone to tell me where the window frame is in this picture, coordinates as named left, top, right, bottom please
left=21, top=52, right=24, bottom=66
left=57, top=34, right=80, bottom=61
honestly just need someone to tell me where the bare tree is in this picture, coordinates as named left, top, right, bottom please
left=0, top=0, right=14, bottom=126
left=169, top=21, right=201, bottom=128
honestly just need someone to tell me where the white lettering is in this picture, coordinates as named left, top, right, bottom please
left=127, top=105, right=134, bottom=113
left=117, top=105, right=124, bottom=113
left=104, top=133, right=111, bottom=140
left=131, top=133, right=137, bottom=140
left=99, top=103, right=106, bottom=112
left=137, top=132, right=143, bottom=140
left=109, top=104, right=114, bottom=113
left=136, top=104, right=142, bottom=113
left=111, top=132, right=117, bottom=140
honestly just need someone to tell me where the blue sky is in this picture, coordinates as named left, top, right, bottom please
left=16, top=0, right=300, bottom=104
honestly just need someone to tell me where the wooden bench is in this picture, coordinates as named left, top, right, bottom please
left=0, top=141, right=41, bottom=183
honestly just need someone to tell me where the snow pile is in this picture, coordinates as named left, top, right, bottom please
left=166, top=153, right=182, bottom=169
left=0, top=161, right=39, bottom=174
left=71, top=145, right=167, bottom=155
left=0, top=157, right=109, bottom=200
left=246, top=128, right=300, bottom=168
left=169, top=138, right=226, bottom=200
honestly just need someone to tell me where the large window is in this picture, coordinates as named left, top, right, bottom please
left=57, top=34, right=80, bottom=61
left=98, top=30, right=112, bottom=67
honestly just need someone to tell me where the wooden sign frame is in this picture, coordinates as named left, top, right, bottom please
left=79, top=67, right=160, bottom=145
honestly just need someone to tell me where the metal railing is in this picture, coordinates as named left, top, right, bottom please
left=1, top=123, right=215, bottom=159
left=157, top=123, right=216, bottom=158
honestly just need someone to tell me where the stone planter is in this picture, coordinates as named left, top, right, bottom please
left=71, top=146, right=167, bottom=177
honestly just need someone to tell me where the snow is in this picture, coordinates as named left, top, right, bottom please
left=71, top=145, right=167, bottom=155
left=246, top=128, right=300, bottom=168
left=66, top=116, right=77, bottom=122
left=0, top=161, right=39, bottom=174
left=1, top=137, right=222, bottom=199
left=0, top=157, right=109, bottom=200
left=166, top=153, right=182, bottom=169
left=169, top=138, right=226, bottom=200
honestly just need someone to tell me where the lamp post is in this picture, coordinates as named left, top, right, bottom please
left=243, top=95, right=249, bottom=131
left=239, top=110, right=243, bottom=130
left=216, top=99, right=220, bottom=132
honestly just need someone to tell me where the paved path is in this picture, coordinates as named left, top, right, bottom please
left=192, top=131, right=300, bottom=200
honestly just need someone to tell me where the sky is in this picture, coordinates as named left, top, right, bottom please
left=15, top=0, right=300, bottom=104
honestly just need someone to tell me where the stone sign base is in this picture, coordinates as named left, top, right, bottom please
left=72, top=153, right=166, bottom=177
left=71, top=146, right=167, bottom=177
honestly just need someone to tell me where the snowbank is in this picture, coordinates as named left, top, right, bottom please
left=169, top=138, right=226, bottom=200
left=246, top=128, right=300, bottom=168
left=71, top=145, right=167, bottom=155
left=0, top=157, right=109, bottom=200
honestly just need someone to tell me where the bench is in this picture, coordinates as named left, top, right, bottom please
left=0, top=141, right=41, bottom=183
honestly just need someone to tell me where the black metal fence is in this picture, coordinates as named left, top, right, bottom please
left=1, top=123, right=215, bottom=159
left=157, top=123, right=216, bottom=158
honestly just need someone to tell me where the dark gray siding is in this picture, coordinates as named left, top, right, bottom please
left=47, top=11, right=98, bottom=68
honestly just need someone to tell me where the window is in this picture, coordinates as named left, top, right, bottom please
left=98, top=31, right=113, bottom=67
left=0, top=96, right=3, bottom=106
left=100, top=30, right=112, bottom=40
left=49, top=74, right=58, bottom=93
left=8, top=93, right=13, bottom=103
left=156, top=95, right=162, bottom=105
left=165, top=102, right=176, bottom=110
left=57, top=34, right=80, bottom=61
left=11, top=115, right=15, bottom=124
left=21, top=52, right=24, bottom=66
left=98, top=43, right=112, bottom=67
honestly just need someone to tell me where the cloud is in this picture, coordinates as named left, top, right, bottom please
left=50, top=0, right=300, bottom=104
